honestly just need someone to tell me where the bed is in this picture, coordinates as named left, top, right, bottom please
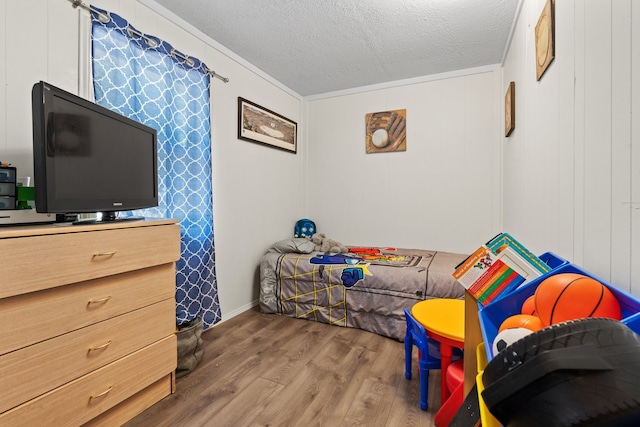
left=259, top=238, right=468, bottom=341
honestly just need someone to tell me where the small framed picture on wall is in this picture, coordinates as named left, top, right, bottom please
left=365, top=109, right=407, bottom=153
left=505, top=81, right=515, bottom=137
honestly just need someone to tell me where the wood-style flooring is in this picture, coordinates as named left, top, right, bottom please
left=124, top=307, right=441, bottom=427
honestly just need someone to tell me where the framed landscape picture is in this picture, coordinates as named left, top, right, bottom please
left=238, top=97, right=297, bottom=153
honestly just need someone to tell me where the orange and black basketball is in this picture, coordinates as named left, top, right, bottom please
left=498, top=314, right=544, bottom=333
left=534, top=273, right=622, bottom=326
left=520, top=294, right=537, bottom=315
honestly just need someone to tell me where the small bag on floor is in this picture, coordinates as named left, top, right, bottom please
left=176, top=316, right=205, bottom=378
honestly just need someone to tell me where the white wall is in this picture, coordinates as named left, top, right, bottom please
left=305, top=0, right=640, bottom=298
left=0, top=0, right=306, bottom=320
left=304, top=70, right=503, bottom=254
left=502, top=0, right=640, bottom=296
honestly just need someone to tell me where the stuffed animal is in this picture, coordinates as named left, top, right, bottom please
left=311, top=233, right=349, bottom=253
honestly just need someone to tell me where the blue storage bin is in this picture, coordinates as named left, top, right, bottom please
left=479, top=262, right=640, bottom=361
left=623, top=312, right=640, bottom=334
left=538, top=251, right=569, bottom=270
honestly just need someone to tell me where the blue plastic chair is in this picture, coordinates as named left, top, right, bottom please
left=404, top=308, right=442, bottom=410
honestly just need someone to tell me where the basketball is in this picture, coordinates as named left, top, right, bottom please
left=498, top=314, right=544, bottom=333
left=534, top=273, right=622, bottom=326
left=521, top=295, right=537, bottom=315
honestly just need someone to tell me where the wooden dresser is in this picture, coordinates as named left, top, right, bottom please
left=0, top=218, right=180, bottom=426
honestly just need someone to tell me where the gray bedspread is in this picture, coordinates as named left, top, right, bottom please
left=259, top=238, right=467, bottom=341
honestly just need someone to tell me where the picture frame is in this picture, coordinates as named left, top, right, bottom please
left=237, top=97, right=297, bottom=153
left=535, top=0, right=555, bottom=81
left=365, top=109, right=407, bottom=153
left=505, top=81, right=515, bottom=137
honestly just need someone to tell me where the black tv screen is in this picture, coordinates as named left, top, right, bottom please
left=31, top=81, right=158, bottom=221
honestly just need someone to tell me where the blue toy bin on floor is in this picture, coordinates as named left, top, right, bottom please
left=478, top=261, right=640, bottom=362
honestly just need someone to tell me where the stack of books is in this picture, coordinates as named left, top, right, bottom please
left=453, top=233, right=550, bottom=306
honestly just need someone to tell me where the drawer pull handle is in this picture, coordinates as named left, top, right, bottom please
left=90, top=386, right=113, bottom=400
left=88, top=340, right=112, bottom=352
left=92, top=251, right=117, bottom=260
left=88, top=296, right=112, bottom=305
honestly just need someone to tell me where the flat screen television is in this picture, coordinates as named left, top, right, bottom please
left=31, top=81, right=158, bottom=222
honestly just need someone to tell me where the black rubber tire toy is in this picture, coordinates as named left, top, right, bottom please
left=481, top=317, right=640, bottom=427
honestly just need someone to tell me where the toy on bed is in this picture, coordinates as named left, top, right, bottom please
left=311, top=232, right=348, bottom=253
left=259, top=219, right=468, bottom=341
left=293, top=218, right=348, bottom=253
left=293, top=218, right=316, bottom=238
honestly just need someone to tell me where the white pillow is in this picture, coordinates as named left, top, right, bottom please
left=270, top=238, right=316, bottom=254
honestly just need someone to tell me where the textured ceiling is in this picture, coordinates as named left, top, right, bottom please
left=150, top=0, right=520, bottom=96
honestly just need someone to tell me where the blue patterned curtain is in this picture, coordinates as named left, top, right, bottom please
left=90, top=7, right=220, bottom=329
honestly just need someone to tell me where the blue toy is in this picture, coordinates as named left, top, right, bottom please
left=294, top=218, right=316, bottom=238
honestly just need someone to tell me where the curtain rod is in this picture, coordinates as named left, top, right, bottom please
left=68, top=0, right=229, bottom=83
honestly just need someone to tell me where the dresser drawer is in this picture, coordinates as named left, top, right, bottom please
left=0, top=335, right=177, bottom=427
left=0, top=263, right=175, bottom=356
left=83, top=374, right=174, bottom=427
left=0, top=298, right=175, bottom=414
left=1, top=223, right=180, bottom=298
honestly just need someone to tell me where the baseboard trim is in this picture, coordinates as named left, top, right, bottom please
left=217, top=300, right=259, bottom=326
